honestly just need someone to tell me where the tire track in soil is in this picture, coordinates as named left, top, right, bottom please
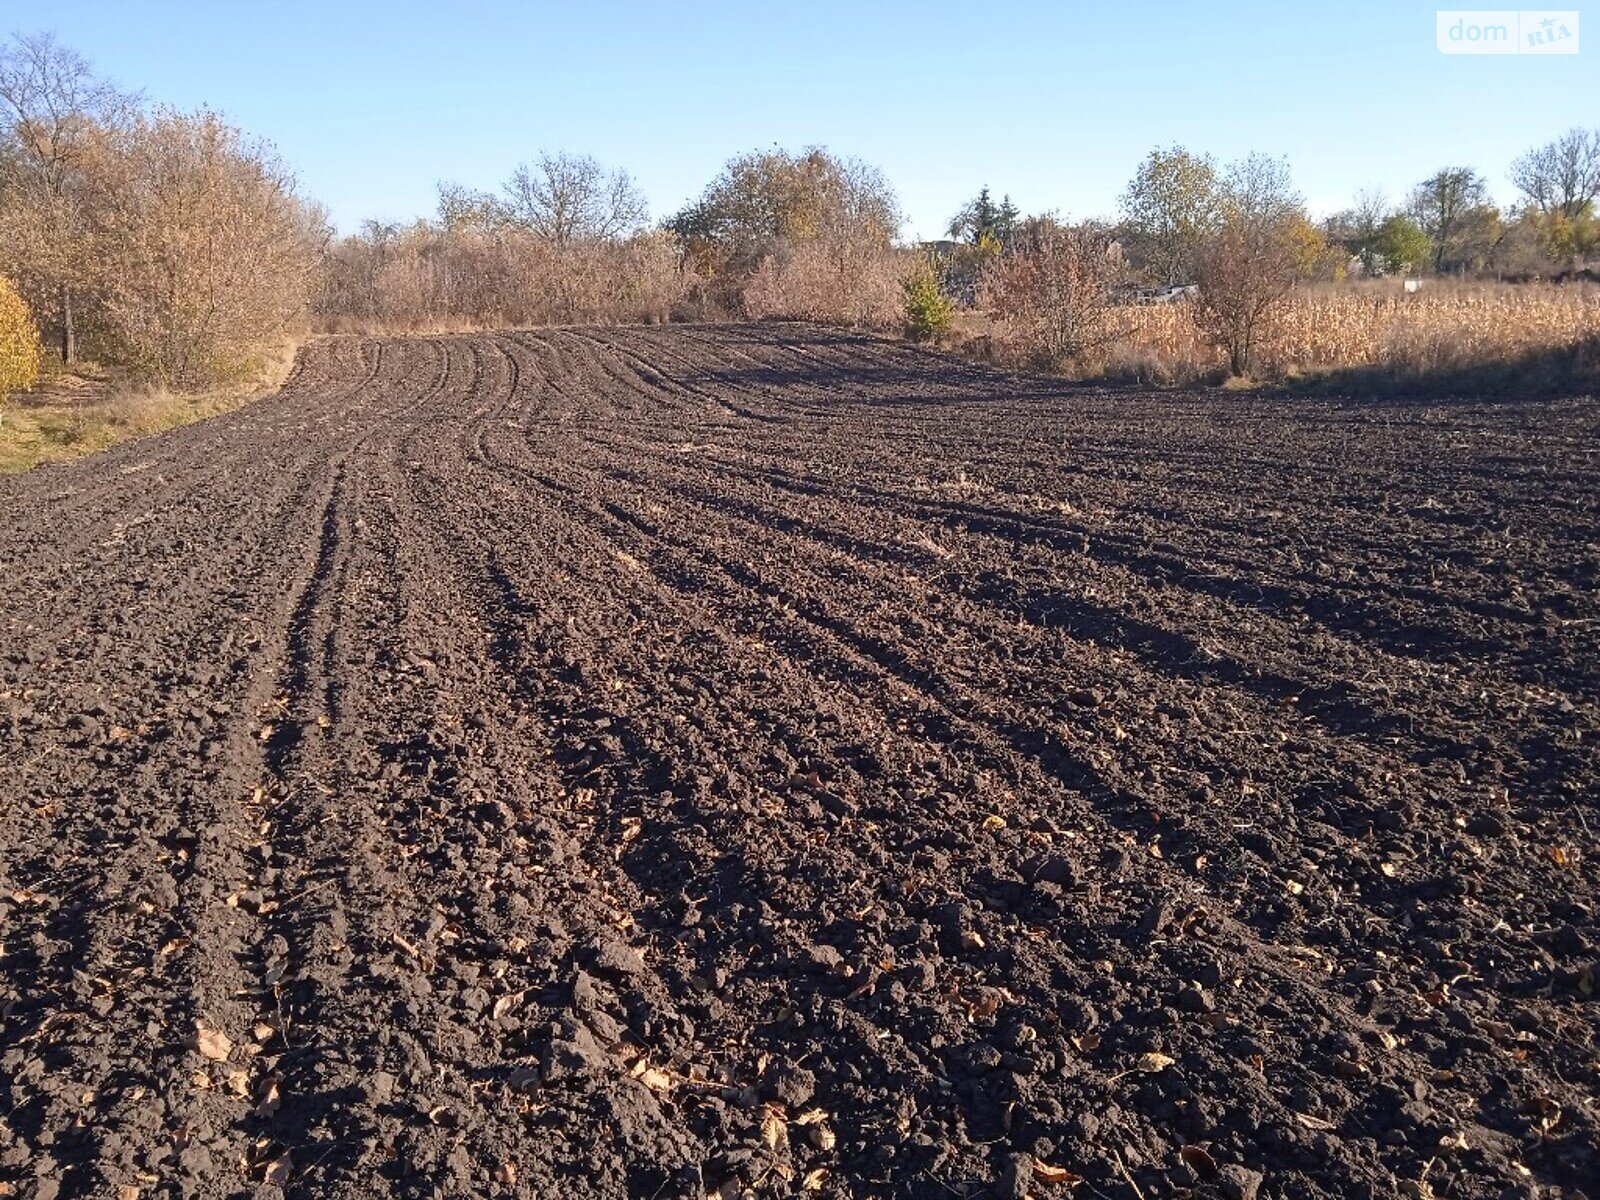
left=1, top=327, right=1597, bottom=1200
left=228, top=340, right=460, bottom=1195
left=0, top=339, right=414, bottom=1198
left=134, top=339, right=445, bottom=1199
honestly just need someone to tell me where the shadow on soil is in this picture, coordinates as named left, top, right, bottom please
left=1279, top=335, right=1600, bottom=403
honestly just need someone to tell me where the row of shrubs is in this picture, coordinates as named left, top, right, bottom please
left=3, top=31, right=1596, bottom=407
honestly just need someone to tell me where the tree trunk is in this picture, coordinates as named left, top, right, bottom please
left=61, top=283, right=75, bottom=365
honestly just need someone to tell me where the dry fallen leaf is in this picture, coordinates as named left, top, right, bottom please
left=1522, top=1095, right=1561, bottom=1133
left=968, top=991, right=1001, bottom=1020
left=264, top=1152, right=292, bottom=1187
left=801, top=1168, right=829, bottom=1192
left=494, top=1160, right=518, bottom=1185
left=195, top=1025, right=233, bottom=1062
left=760, top=1106, right=786, bottom=1149
left=254, top=1076, right=282, bottom=1118
left=1178, top=1144, right=1217, bottom=1179
left=637, top=1066, right=673, bottom=1093
left=1136, top=1052, right=1175, bottom=1073
left=1034, top=1161, right=1084, bottom=1185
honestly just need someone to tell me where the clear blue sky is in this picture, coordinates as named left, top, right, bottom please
left=11, top=0, right=1595, bottom=237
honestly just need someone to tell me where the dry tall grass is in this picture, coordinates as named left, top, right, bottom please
left=0, top=335, right=299, bottom=472
left=315, top=229, right=693, bottom=332
left=1109, top=282, right=1600, bottom=383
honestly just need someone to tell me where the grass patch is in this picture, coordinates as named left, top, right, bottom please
left=0, top=341, right=298, bottom=474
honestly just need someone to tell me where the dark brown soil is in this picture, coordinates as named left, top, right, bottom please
left=1, top=325, right=1596, bottom=1200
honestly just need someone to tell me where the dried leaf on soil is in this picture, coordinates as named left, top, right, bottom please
left=195, top=1025, right=233, bottom=1062
left=1034, top=1161, right=1084, bottom=1185
left=263, top=1153, right=292, bottom=1186
left=760, top=1105, right=787, bottom=1149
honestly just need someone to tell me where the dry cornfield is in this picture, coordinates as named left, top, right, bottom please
left=1117, top=282, right=1600, bottom=379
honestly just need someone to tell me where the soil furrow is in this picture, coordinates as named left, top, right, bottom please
left=2, top=326, right=1596, bottom=1200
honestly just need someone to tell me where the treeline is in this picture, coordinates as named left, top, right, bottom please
left=0, top=34, right=325, bottom=387
left=1115, top=139, right=1600, bottom=283
left=317, top=147, right=903, bottom=331
left=2, top=29, right=1597, bottom=397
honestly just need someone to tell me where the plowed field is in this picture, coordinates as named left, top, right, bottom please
left=2, top=325, right=1596, bottom=1200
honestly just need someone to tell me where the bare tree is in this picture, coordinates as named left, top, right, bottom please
left=502, top=151, right=646, bottom=244
left=1323, top=187, right=1391, bottom=274
left=1511, top=128, right=1600, bottom=220
left=435, top=181, right=507, bottom=233
left=0, top=30, right=133, bottom=361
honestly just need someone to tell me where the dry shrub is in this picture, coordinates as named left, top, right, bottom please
left=672, top=147, right=902, bottom=323
left=80, top=110, right=324, bottom=386
left=978, top=223, right=1125, bottom=369
left=1192, top=217, right=1299, bottom=376
left=741, top=243, right=906, bottom=329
